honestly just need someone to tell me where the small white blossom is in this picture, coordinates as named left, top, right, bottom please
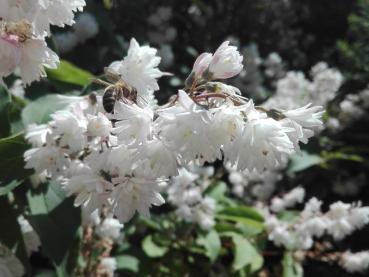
left=112, top=101, right=153, bottom=146
left=87, top=112, right=112, bottom=138
left=99, top=257, right=117, bottom=277
left=108, top=38, right=164, bottom=107
left=112, top=175, right=165, bottom=223
left=96, top=217, right=124, bottom=241
left=341, top=251, right=369, bottom=273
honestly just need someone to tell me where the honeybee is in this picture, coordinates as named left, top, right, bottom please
left=92, top=68, right=137, bottom=113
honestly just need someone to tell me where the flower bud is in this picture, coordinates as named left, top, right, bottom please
left=192, top=52, right=212, bottom=76
left=208, top=41, right=243, bottom=79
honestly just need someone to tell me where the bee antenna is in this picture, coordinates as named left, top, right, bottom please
left=90, top=78, right=111, bottom=87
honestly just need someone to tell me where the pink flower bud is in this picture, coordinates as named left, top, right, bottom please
left=192, top=52, right=212, bottom=76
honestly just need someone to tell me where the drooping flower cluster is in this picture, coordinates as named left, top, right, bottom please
left=327, top=87, right=369, bottom=132
left=226, top=164, right=282, bottom=201
left=168, top=166, right=216, bottom=230
left=0, top=0, right=85, bottom=84
left=24, top=40, right=324, bottom=224
left=264, top=62, right=343, bottom=110
left=262, top=188, right=369, bottom=250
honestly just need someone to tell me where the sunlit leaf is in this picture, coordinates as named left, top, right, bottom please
left=46, top=60, right=93, bottom=86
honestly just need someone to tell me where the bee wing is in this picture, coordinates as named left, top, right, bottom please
left=104, top=67, right=122, bottom=83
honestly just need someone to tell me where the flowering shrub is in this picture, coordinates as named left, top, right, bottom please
left=0, top=1, right=369, bottom=277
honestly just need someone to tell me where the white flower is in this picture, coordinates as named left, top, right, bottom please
left=112, top=101, right=153, bottom=146
left=99, top=257, right=117, bottom=277
left=51, top=110, right=86, bottom=152
left=283, top=104, right=324, bottom=132
left=235, top=105, right=294, bottom=172
left=302, top=217, right=327, bottom=237
left=0, top=28, right=59, bottom=84
left=270, top=198, right=285, bottom=213
left=341, top=251, right=369, bottom=273
left=87, top=112, right=112, bottom=138
left=9, top=79, right=25, bottom=98
left=112, top=175, right=165, bottom=223
left=24, top=135, right=69, bottom=176
left=283, top=187, right=305, bottom=207
left=0, top=34, right=22, bottom=79
left=348, top=207, right=369, bottom=229
left=133, top=138, right=178, bottom=177
left=302, top=197, right=322, bottom=215
left=156, top=90, right=220, bottom=164
left=268, top=225, right=290, bottom=248
left=194, top=197, right=216, bottom=230
left=210, top=106, right=244, bottom=159
left=105, top=145, right=134, bottom=177
left=25, top=124, right=51, bottom=147
left=19, top=38, right=59, bottom=85
left=208, top=41, right=243, bottom=79
left=96, top=217, right=123, bottom=241
left=327, top=201, right=351, bottom=219
left=63, top=171, right=113, bottom=214
left=32, top=0, right=86, bottom=36
left=108, top=38, right=164, bottom=106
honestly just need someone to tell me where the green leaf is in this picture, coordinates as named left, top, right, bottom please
left=205, top=181, right=227, bottom=201
left=21, top=94, right=83, bottom=125
left=142, top=235, right=168, bottom=258
left=321, top=151, right=364, bottom=163
left=221, top=232, right=263, bottom=272
left=287, top=151, right=321, bottom=175
left=45, top=60, right=93, bottom=86
left=115, top=255, right=139, bottom=272
left=282, top=252, right=303, bottom=277
left=0, top=133, right=31, bottom=184
left=0, top=85, right=11, bottom=137
left=216, top=214, right=264, bottom=236
left=197, top=230, right=221, bottom=263
left=0, top=179, right=24, bottom=196
left=26, top=182, right=81, bottom=267
left=218, top=206, right=264, bottom=222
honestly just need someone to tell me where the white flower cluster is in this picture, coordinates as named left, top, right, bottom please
left=264, top=62, right=343, bottom=110
left=327, top=87, right=369, bottom=132
left=99, top=257, right=117, bottom=277
left=270, top=187, right=305, bottom=212
left=82, top=210, right=124, bottom=241
left=24, top=40, right=323, bottom=225
left=340, top=251, right=369, bottom=273
left=168, top=166, right=216, bottom=230
left=54, top=13, right=99, bottom=54
left=227, top=164, right=282, bottom=201
left=263, top=189, right=369, bottom=250
left=0, top=0, right=85, bottom=85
